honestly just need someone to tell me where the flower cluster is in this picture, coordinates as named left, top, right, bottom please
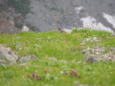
left=27, top=73, right=41, bottom=80
left=26, top=69, right=79, bottom=81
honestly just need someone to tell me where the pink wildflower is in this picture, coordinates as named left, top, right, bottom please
left=32, top=73, right=37, bottom=78
left=70, top=70, right=77, bottom=77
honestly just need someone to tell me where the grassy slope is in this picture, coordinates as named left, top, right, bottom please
left=0, top=29, right=115, bottom=86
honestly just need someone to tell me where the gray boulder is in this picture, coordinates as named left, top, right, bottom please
left=0, top=44, right=18, bottom=64
left=18, top=55, right=36, bottom=63
left=85, top=55, right=100, bottom=63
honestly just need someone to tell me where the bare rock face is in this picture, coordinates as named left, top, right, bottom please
left=0, top=8, right=20, bottom=34
left=0, top=44, right=18, bottom=64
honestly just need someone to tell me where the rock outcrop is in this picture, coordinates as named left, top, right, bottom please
left=83, top=46, right=115, bottom=63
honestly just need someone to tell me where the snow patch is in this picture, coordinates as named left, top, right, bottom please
left=62, top=28, right=72, bottom=33
left=103, top=12, right=115, bottom=28
left=80, top=16, right=113, bottom=32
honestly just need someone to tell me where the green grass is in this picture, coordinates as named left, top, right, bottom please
left=0, top=29, right=115, bottom=86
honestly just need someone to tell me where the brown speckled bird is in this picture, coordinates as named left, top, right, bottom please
left=57, top=27, right=65, bottom=33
